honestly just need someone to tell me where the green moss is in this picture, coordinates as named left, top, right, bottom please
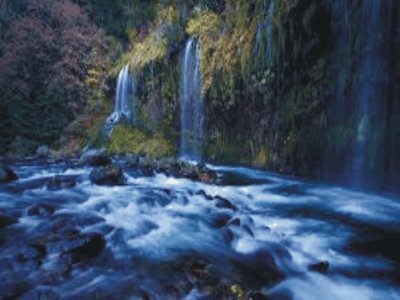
left=128, top=5, right=182, bottom=72
left=108, top=124, right=175, bottom=158
left=131, top=32, right=168, bottom=70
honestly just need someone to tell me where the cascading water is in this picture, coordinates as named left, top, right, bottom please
left=180, top=38, right=203, bottom=161
left=254, top=0, right=275, bottom=62
left=105, top=64, right=135, bottom=134
left=327, top=0, right=399, bottom=190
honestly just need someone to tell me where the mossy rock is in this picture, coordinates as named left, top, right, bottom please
left=108, top=124, right=175, bottom=158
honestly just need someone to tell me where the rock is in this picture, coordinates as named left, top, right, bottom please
left=20, top=286, right=61, bottom=300
left=249, top=291, right=270, bottom=300
left=126, top=153, right=139, bottom=167
left=36, top=145, right=49, bottom=158
left=46, top=175, right=77, bottom=191
left=242, top=224, right=254, bottom=237
left=17, top=245, right=46, bottom=262
left=137, top=191, right=172, bottom=207
left=195, top=190, right=213, bottom=201
left=214, top=196, right=237, bottom=212
left=66, top=232, right=106, bottom=259
left=78, top=149, right=111, bottom=167
left=5, top=177, right=51, bottom=192
left=228, top=218, right=241, bottom=226
left=308, top=261, right=329, bottom=273
left=0, top=164, right=18, bottom=183
left=26, top=203, right=55, bottom=217
left=89, top=164, right=125, bottom=186
left=220, top=227, right=234, bottom=244
left=137, top=156, right=155, bottom=169
left=231, top=243, right=291, bottom=288
left=211, top=213, right=232, bottom=228
left=0, top=214, right=18, bottom=228
left=50, top=213, right=105, bottom=232
left=35, top=231, right=105, bottom=259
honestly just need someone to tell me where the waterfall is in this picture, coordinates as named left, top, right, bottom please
left=327, top=0, right=397, bottom=189
left=180, top=38, right=203, bottom=161
left=105, top=65, right=135, bottom=134
left=254, top=0, right=275, bottom=62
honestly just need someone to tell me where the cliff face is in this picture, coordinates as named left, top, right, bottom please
left=1, top=0, right=399, bottom=191
left=107, top=0, right=332, bottom=175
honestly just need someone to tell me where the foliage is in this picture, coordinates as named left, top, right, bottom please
left=108, top=124, right=174, bottom=158
left=73, top=0, right=157, bottom=40
left=0, top=0, right=106, bottom=155
left=130, top=5, right=182, bottom=71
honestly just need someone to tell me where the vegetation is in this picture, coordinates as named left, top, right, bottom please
left=0, top=0, right=399, bottom=190
left=108, top=124, right=174, bottom=158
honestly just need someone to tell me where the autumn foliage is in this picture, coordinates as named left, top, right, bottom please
left=0, top=0, right=106, bottom=154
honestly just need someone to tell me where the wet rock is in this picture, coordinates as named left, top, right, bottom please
left=37, top=231, right=105, bottom=259
left=195, top=189, right=213, bottom=201
left=6, top=177, right=51, bottom=192
left=0, top=278, right=30, bottom=300
left=127, top=156, right=218, bottom=183
left=89, top=164, right=125, bottom=186
left=220, top=227, right=234, bottom=244
left=228, top=218, right=241, bottom=226
left=218, top=170, right=272, bottom=186
left=237, top=244, right=290, bottom=287
left=137, top=190, right=172, bottom=207
left=0, top=164, right=18, bottom=183
left=46, top=175, right=77, bottom=191
left=242, top=224, right=254, bottom=237
left=211, top=213, right=232, bottom=228
left=17, top=245, right=46, bottom=263
left=67, top=232, right=105, bottom=259
left=249, top=291, right=270, bottom=300
left=36, top=145, right=50, bottom=158
left=79, top=149, right=111, bottom=167
left=308, top=261, right=329, bottom=273
left=50, top=213, right=104, bottom=232
left=0, top=213, right=18, bottom=228
left=125, top=153, right=139, bottom=166
left=214, top=196, right=237, bottom=212
left=26, top=203, right=55, bottom=217
left=20, top=286, right=61, bottom=300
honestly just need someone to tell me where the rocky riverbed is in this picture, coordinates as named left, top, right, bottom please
left=0, top=154, right=399, bottom=299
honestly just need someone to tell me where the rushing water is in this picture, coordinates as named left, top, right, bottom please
left=327, top=0, right=399, bottom=190
left=105, top=65, right=135, bottom=134
left=254, top=0, right=275, bottom=62
left=180, top=38, right=203, bottom=161
left=0, top=161, right=399, bottom=299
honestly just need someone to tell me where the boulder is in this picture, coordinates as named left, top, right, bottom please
left=78, top=149, right=111, bottom=167
left=46, top=175, right=77, bottom=191
left=214, top=196, right=237, bottom=212
left=50, top=212, right=105, bottom=232
left=0, top=165, right=18, bottom=183
left=89, top=164, right=125, bottom=186
left=308, top=261, right=329, bottom=273
left=237, top=246, right=288, bottom=287
left=195, top=190, right=213, bottom=201
left=36, top=145, right=49, bottom=158
left=0, top=214, right=18, bottom=228
left=211, top=213, right=232, bottom=228
left=26, top=203, right=55, bottom=217
left=6, top=177, right=51, bottom=192
left=17, top=245, right=46, bottom=262
left=37, top=231, right=105, bottom=259
left=137, top=156, right=155, bottom=169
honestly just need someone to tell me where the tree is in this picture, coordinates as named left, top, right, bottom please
left=0, top=0, right=104, bottom=154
